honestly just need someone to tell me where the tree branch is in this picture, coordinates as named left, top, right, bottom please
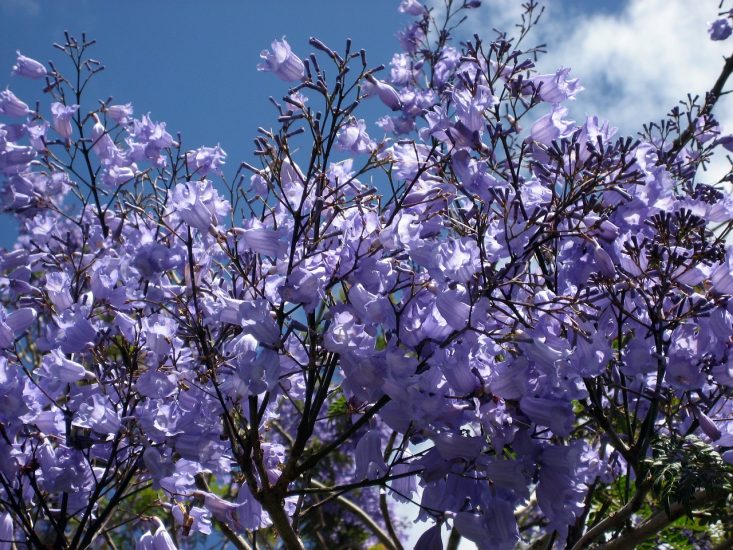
left=309, top=479, right=400, bottom=550
left=668, top=49, right=733, bottom=158
left=569, top=478, right=652, bottom=550
left=596, top=489, right=727, bottom=550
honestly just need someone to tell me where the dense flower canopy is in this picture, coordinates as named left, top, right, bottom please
left=2, top=2, right=733, bottom=549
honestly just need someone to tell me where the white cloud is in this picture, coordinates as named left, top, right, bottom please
left=456, top=0, right=733, bottom=177
left=538, top=0, right=732, bottom=136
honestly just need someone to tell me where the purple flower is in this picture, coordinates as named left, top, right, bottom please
left=530, top=105, right=575, bottom=145
left=258, top=38, right=305, bottom=82
left=709, top=18, right=733, bottom=41
left=137, top=518, right=177, bottom=550
left=11, top=51, right=47, bottom=79
left=695, top=408, right=722, bottom=441
left=399, top=0, right=425, bottom=15
left=186, top=144, right=227, bottom=176
left=90, top=114, right=118, bottom=160
left=414, top=524, right=443, bottom=550
left=0, top=307, right=36, bottom=348
left=0, top=512, right=13, bottom=550
left=102, top=164, right=137, bottom=187
left=142, top=314, right=178, bottom=359
left=235, top=483, right=270, bottom=530
left=365, top=76, right=403, bottom=111
left=711, top=252, right=733, bottom=295
left=0, top=89, right=30, bottom=117
left=142, top=447, right=175, bottom=489
left=436, top=238, right=480, bottom=283
left=280, top=263, right=327, bottom=313
left=530, top=67, right=583, bottom=104
left=50, top=102, right=79, bottom=140
left=56, top=310, right=97, bottom=353
left=172, top=505, right=212, bottom=536
left=220, top=299, right=280, bottom=345
left=106, top=102, right=133, bottom=124
left=171, top=179, right=230, bottom=232
left=434, top=46, right=461, bottom=87
left=435, top=288, right=471, bottom=330
left=233, top=220, right=287, bottom=257
left=390, top=53, right=416, bottom=85
left=72, top=392, right=121, bottom=434
left=454, top=498, right=519, bottom=550
left=225, top=333, right=281, bottom=397
left=520, top=396, right=575, bottom=437
left=336, top=118, right=375, bottom=154
left=397, top=22, right=426, bottom=54
left=592, top=243, right=616, bottom=278
left=452, top=84, right=497, bottom=132
left=195, top=491, right=242, bottom=530
left=434, top=431, right=484, bottom=462
left=537, top=444, right=588, bottom=540
left=39, top=349, right=90, bottom=383
left=324, top=305, right=376, bottom=354
left=354, top=429, right=388, bottom=480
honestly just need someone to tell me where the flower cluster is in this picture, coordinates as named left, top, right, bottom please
left=1, top=2, right=733, bottom=549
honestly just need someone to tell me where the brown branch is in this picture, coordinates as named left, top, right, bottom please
left=596, top=489, right=727, bottom=550
left=569, top=478, right=652, bottom=550
left=668, top=49, right=733, bottom=158
left=309, top=479, right=400, bottom=550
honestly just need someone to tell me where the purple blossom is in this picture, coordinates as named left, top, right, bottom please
left=137, top=519, right=177, bottom=550
left=171, top=179, right=230, bottom=231
left=520, top=396, right=575, bottom=437
left=454, top=498, right=519, bottom=550
left=0, top=307, right=35, bottom=348
left=336, top=118, right=375, bottom=154
left=106, top=102, right=133, bottom=124
left=11, top=51, right=47, bottom=79
left=90, top=114, right=118, bottom=160
left=530, top=105, right=575, bottom=145
left=50, top=102, right=79, bottom=140
left=185, top=144, right=227, bottom=176
left=38, top=349, right=90, bottom=383
left=435, top=238, right=480, bottom=282
left=0, top=512, right=13, bottom=550
left=390, top=53, right=417, bottom=85
left=55, top=310, right=96, bottom=353
left=172, top=504, right=212, bottom=536
left=2, top=9, right=733, bottom=549
left=0, top=89, right=30, bottom=117
left=397, top=22, right=425, bottom=54
left=709, top=17, right=733, bottom=40
left=365, top=76, right=403, bottom=111
left=530, top=67, right=583, bottom=104
left=399, top=0, right=425, bottom=16
left=258, top=38, right=305, bottom=81
left=354, top=429, right=388, bottom=480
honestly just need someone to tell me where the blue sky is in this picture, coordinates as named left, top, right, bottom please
left=0, top=0, right=631, bottom=249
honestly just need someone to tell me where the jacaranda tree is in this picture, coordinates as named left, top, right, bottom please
left=2, top=1, right=733, bottom=548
